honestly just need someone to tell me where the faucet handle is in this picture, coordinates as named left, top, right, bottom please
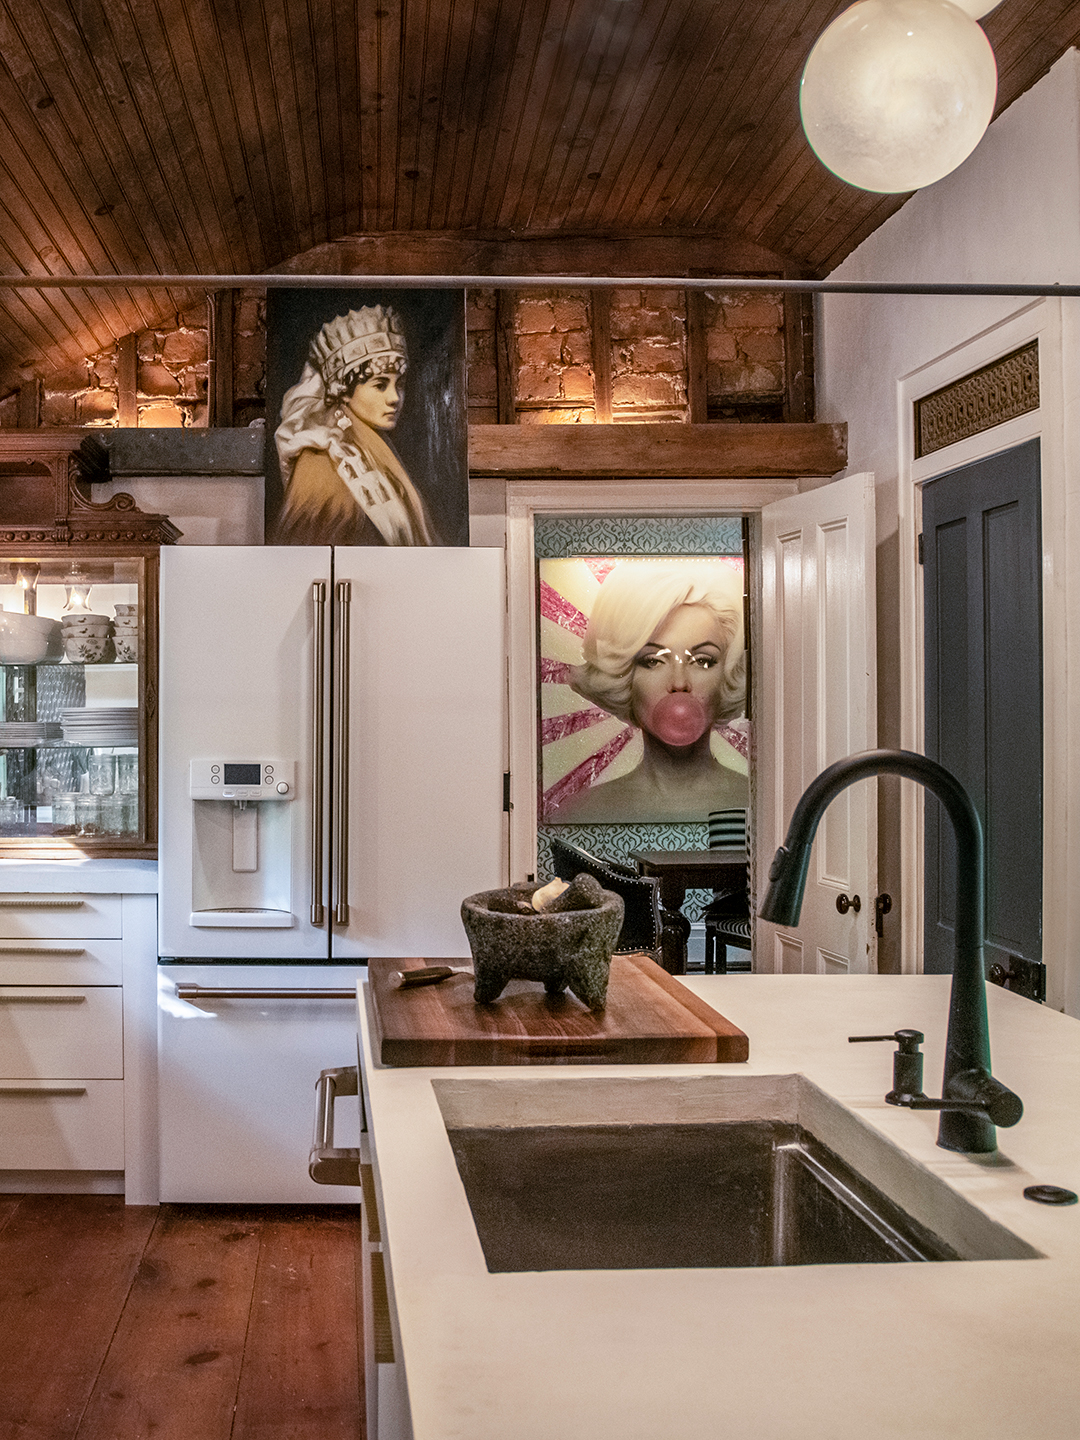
left=848, top=1029, right=924, bottom=1049
left=848, top=1029, right=926, bottom=1104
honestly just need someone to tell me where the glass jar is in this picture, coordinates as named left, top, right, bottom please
left=116, top=752, right=139, bottom=794
left=74, top=794, right=100, bottom=836
left=51, top=793, right=78, bottom=831
left=88, top=751, right=116, bottom=795
left=100, top=795, right=124, bottom=836
left=120, top=794, right=139, bottom=835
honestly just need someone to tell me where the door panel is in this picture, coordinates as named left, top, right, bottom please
left=922, top=439, right=1042, bottom=976
left=759, top=474, right=877, bottom=973
left=332, top=546, right=506, bottom=958
left=159, top=547, right=331, bottom=959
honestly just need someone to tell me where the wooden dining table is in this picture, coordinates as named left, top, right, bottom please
left=632, top=848, right=749, bottom=975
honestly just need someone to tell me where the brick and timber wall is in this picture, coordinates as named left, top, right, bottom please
left=2, top=284, right=806, bottom=429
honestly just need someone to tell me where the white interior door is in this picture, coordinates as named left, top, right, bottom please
left=332, top=546, right=507, bottom=958
left=757, top=473, right=877, bottom=973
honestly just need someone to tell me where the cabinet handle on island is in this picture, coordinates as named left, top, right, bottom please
left=309, top=1065, right=361, bottom=1187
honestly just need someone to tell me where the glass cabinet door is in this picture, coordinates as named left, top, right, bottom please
left=0, top=555, right=148, bottom=851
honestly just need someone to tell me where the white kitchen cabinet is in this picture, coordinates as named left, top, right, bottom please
left=0, top=862, right=158, bottom=1201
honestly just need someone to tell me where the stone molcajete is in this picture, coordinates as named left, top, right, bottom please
left=460, top=873, right=624, bottom=1011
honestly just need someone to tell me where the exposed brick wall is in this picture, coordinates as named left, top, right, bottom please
left=466, top=289, right=499, bottom=424
left=232, top=290, right=268, bottom=427
left=1, top=284, right=789, bottom=428
left=1, top=289, right=266, bottom=429
left=704, top=290, right=786, bottom=421
left=610, top=286, right=687, bottom=423
left=514, top=290, right=594, bottom=425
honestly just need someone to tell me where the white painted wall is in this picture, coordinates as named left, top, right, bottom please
left=818, top=50, right=1080, bottom=1013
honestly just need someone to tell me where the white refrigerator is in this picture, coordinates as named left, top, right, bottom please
left=156, top=545, right=506, bottom=1201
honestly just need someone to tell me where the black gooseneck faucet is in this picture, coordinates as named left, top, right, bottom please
left=759, top=748, right=1022, bottom=1154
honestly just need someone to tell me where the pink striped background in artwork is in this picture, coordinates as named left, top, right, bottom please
left=718, top=721, right=749, bottom=761
left=540, top=656, right=575, bottom=685
left=539, top=579, right=588, bottom=637
left=540, top=705, right=612, bottom=747
left=541, top=727, right=634, bottom=818
left=585, top=558, right=616, bottom=585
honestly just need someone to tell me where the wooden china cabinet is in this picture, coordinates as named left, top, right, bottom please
left=0, top=433, right=179, bottom=858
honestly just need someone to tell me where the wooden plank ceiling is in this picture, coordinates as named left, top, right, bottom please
left=0, top=0, right=1076, bottom=393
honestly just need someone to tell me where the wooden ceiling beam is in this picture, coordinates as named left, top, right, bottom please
left=467, top=421, right=846, bottom=478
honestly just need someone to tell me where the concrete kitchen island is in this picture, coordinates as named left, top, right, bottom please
left=357, top=974, right=1080, bottom=1440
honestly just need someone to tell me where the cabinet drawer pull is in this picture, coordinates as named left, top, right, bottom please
left=0, top=993, right=87, bottom=1004
left=0, top=898, right=86, bottom=909
left=176, top=984, right=355, bottom=1002
left=0, top=1085, right=87, bottom=1096
left=0, top=946, right=86, bottom=956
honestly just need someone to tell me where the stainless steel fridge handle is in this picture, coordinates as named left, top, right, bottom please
left=309, top=1064, right=361, bottom=1185
left=310, top=581, right=327, bottom=927
left=332, top=579, right=351, bottom=926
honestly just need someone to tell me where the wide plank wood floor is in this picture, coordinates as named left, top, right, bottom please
left=0, top=1197, right=364, bottom=1440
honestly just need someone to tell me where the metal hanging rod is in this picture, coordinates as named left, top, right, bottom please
left=0, top=273, right=1077, bottom=297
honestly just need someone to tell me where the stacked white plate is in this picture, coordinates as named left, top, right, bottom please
left=0, top=721, right=62, bottom=746
left=60, top=706, right=139, bottom=747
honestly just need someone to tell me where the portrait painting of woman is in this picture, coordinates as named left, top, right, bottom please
left=264, top=288, right=468, bottom=547
left=540, top=557, right=749, bottom=824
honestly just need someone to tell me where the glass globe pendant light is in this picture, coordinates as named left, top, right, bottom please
left=800, top=0, right=998, bottom=194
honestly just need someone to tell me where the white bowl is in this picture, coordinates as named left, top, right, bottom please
left=64, top=635, right=109, bottom=663
left=0, top=612, right=62, bottom=664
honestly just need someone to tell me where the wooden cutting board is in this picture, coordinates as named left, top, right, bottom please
left=367, top=954, right=748, bottom=1066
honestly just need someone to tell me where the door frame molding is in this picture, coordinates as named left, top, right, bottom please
left=897, top=299, right=1077, bottom=1011
left=499, top=477, right=800, bottom=880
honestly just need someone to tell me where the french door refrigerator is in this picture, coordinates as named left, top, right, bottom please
left=156, top=545, right=506, bottom=1201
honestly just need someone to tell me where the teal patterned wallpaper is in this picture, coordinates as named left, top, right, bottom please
left=535, top=514, right=744, bottom=559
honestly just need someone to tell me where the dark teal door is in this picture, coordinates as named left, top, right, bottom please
left=922, top=439, right=1042, bottom=977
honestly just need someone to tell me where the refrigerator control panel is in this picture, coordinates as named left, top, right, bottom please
left=189, top=759, right=297, bottom=801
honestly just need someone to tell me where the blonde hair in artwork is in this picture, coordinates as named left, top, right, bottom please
left=569, top=559, right=746, bottom=725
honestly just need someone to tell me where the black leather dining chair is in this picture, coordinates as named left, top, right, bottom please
left=548, top=835, right=663, bottom=963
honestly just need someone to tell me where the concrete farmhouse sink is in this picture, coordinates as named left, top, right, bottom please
left=433, top=1073, right=1041, bottom=1271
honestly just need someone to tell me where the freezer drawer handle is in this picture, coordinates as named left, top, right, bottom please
left=175, top=984, right=356, bottom=1002
left=332, top=580, right=351, bottom=926
left=309, top=1065, right=361, bottom=1186
left=311, top=580, right=327, bottom=927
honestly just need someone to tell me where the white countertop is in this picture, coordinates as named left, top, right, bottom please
left=358, top=974, right=1080, bottom=1440
left=0, top=858, right=158, bottom=893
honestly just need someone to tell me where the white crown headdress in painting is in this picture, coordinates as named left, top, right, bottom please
left=310, top=305, right=408, bottom=399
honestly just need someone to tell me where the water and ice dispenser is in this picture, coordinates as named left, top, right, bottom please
left=189, top=759, right=298, bottom=927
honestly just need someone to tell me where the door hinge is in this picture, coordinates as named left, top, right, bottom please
left=502, top=772, right=512, bottom=812
left=988, top=954, right=1046, bottom=1004
left=917, top=532, right=924, bottom=565
left=874, top=892, right=892, bottom=938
